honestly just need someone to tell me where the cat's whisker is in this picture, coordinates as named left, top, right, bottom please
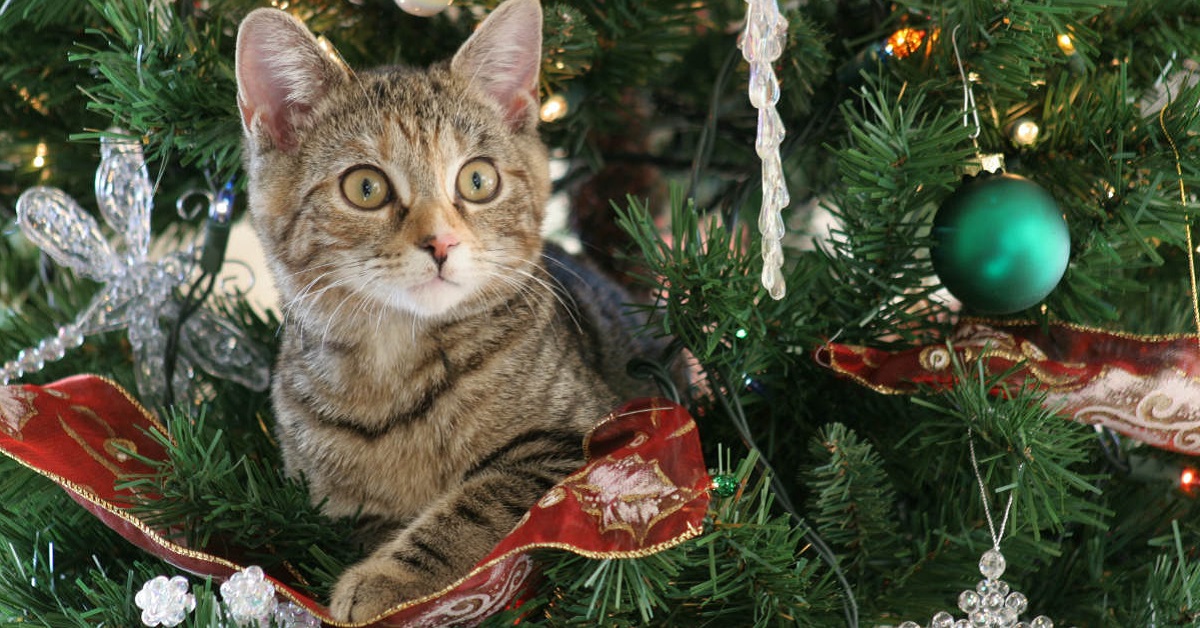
left=282, top=271, right=336, bottom=329
left=503, top=265, right=584, bottom=333
left=539, top=252, right=590, bottom=286
left=283, top=259, right=372, bottom=323
left=480, top=269, right=535, bottom=318
left=282, top=259, right=341, bottom=281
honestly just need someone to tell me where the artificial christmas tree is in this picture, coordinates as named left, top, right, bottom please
left=2, top=0, right=1199, bottom=626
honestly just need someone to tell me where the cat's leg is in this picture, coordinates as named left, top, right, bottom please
left=329, top=430, right=582, bottom=621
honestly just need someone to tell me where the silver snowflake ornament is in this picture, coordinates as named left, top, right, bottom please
left=7, top=132, right=269, bottom=407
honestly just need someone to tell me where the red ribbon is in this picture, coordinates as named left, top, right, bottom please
left=0, top=375, right=710, bottom=626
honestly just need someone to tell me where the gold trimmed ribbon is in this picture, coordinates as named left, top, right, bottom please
left=0, top=375, right=710, bottom=627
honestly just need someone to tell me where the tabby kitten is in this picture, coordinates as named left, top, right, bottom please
left=235, top=0, right=658, bottom=621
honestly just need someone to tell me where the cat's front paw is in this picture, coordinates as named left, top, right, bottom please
left=329, top=559, right=427, bottom=622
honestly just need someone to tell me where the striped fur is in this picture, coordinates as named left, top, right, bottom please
left=236, top=0, right=657, bottom=620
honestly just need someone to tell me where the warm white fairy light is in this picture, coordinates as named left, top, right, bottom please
left=1056, top=33, right=1076, bottom=56
left=740, top=0, right=789, bottom=300
left=31, top=141, right=47, bottom=169
left=539, top=93, right=569, bottom=122
left=1012, top=118, right=1040, bottom=146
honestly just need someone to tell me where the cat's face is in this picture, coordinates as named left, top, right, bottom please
left=236, top=0, right=548, bottom=323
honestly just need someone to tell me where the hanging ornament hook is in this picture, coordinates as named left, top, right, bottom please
left=951, top=25, right=982, bottom=144
left=968, top=429, right=1020, bottom=551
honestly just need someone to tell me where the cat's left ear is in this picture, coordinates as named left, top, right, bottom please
left=236, top=8, right=351, bottom=152
left=451, top=0, right=543, bottom=131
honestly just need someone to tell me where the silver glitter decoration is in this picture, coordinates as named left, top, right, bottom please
left=273, top=601, right=321, bottom=628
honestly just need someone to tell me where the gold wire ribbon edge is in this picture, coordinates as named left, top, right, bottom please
left=1158, top=102, right=1200, bottom=349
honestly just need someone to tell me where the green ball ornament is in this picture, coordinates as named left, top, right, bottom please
left=930, top=173, right=1070, bottom=314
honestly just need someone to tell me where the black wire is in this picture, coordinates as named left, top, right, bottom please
left=687, top=44, right=742, bottom=204
left=625, top=337, right=690, bottom=404
left=707, top=367, right=860, bottom=628
left=161, top=269, right=216, bottom=409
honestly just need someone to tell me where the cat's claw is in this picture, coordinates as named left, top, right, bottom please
left=329, top=560, right=427, bottom=622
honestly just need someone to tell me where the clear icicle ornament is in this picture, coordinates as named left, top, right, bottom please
left=6, top=131, right=270, bottom=407
left=740, top=0, right=789, bottom=300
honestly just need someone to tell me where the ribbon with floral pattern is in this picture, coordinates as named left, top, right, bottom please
left=0, top=374, right=709, bottom=626
left=816, top=321, right=1200, bottom=455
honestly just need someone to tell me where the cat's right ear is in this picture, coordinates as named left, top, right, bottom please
left=236, top=8, right=349, bottom=153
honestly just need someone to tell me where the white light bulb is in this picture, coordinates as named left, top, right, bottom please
left=1012, top=119, right=1040, bottom=146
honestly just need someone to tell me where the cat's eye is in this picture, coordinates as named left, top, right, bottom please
left=340, top=166, right=392, bottom=210
left=456, top=159, right=500, bottom=204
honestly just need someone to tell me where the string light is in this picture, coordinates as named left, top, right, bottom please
left=1182, top=468, right=1198, bottom=494
left=1056, top=33, right=1076, bottom=56
left=315, top=36, right=349, bottom=72
left=539, top=93, right=569, bottom=123
left=1011, top=118, right=1040, bottom=147
left=884, top=27, right=927, bottom=60
left=31, top=141, right=48, bottom=169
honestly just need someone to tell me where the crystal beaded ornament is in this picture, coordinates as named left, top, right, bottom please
left=7, top=133, right=269, bottom=407
left=220, top=566, right=279, bottom=626
left=897, top=436, right=1054, bottom=628
left=896, top=548, right=1054, bottom=628
left=135, top=575, right=196, bottom=628
left=740, top=0, right=789, bottom=300
left=273, top=602, right=321, bottom=628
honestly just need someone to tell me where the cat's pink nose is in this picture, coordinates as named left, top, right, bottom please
left=421, top=233, right=460, bottom=266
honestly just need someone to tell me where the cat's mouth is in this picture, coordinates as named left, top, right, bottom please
left=395, top=274, right=472, bottom=317
left=416, top=275, right=458, bottom=288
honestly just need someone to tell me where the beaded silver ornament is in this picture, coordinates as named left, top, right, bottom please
left=896, top=434, right=1054, bottom=628
left=273, top=601, right=321, bottom=628
left=219, top=566, right=278, bottom=626
left=134, top=575, right=196, bottom=628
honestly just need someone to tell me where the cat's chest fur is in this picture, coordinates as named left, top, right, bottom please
left=271, top=277, right=618, bottom=520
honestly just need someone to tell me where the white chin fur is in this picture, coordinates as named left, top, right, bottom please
left=383, top=279, right=473, bottom=319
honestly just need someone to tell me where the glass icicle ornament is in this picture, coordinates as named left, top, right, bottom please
left=7, top=132, right=270, bottom=407
left=740, top=0, right=789, bottom=300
